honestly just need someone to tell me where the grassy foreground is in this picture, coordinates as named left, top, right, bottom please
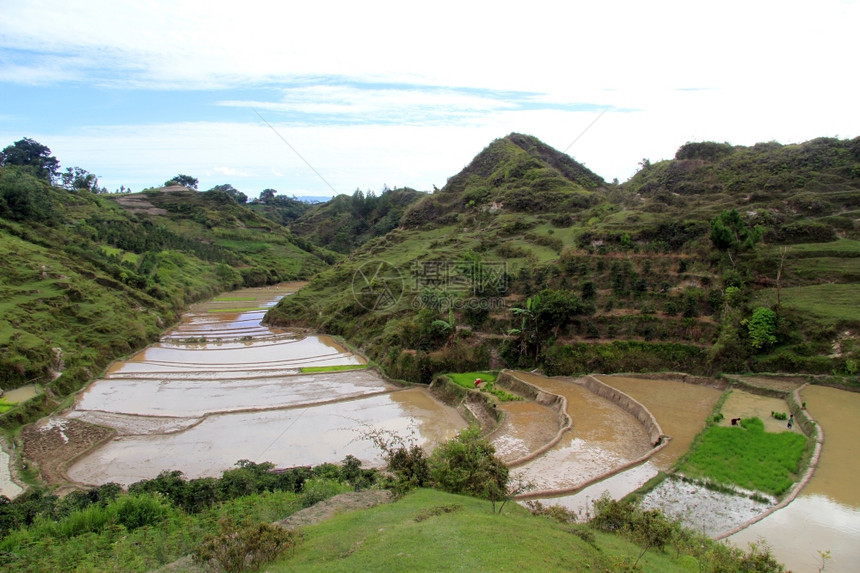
left=272, top=488, right=695, bottom=573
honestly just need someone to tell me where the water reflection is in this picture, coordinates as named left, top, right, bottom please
left=66, top=284, right=465, bottom=486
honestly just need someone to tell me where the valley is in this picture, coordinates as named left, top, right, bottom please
left=2, top=132, right=860, bottom=571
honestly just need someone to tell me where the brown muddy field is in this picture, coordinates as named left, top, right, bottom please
left=491, top=400, right=560, bottom=462
left=505, top=373, right=652, bottom=494
left=594, top=375, right=723, bottom=469
left=525, top=375, right=723, bottom=518
left=21, top=418, right=115, bottom=487
left=28, top=284, right=467, bottom=488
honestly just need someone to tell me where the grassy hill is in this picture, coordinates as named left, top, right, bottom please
left=267, top=133, right=860, bottom=384
left=0, top=171, right=329, bottom=422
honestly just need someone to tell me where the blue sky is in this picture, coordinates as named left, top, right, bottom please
left=1, top=0, right=857, bottom=198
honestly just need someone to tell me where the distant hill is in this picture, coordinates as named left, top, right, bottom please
left=267, top=133, right=860, bottom=385
left=289, top=187, right=424, bottom=253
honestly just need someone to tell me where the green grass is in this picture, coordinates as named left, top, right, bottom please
left=270, top=488, right=694, bottom=573
left=0, top=398, right=15, bottom=414
left=447, top=371, right=498, bottom=389
left=300, top=364, right=368, bottom=373
left=678, top=417, right=808, bottom=496
left=756, top=284, right=860, bottom=322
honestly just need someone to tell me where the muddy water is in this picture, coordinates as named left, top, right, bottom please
left=66, top=284, right=465, bottom=486
left=729, top=385, right=860, bottom=573
left=507, top=373, right=651, bottom=493
left=0, top=448, right=22, bottom=498
left=492, top=400, right=560, bottom=462
left=2, top=384, right=40, bottom=403
left=76, top=369, right=393, bottom=417
left=594, top=376, right=722, bottom=469
left=529, top=376, right=722, bottom=516
left=67, top=389, right=465, bottom=486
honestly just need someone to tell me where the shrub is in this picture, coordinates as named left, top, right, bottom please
left=745, top=307, right=777, bottom=350
left=299, top=478, right=352, bottom=508
left=428, top=427, right=509, bottom=504
left=193, top=518, right=301, bottom=573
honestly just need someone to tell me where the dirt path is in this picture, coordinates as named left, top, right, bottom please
left=279, top=489, right=395, bottom=528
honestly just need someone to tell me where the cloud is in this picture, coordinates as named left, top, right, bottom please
left=1, top=0, right=857, bottom=196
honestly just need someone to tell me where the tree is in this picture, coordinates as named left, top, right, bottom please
left=745, top=307, right=778, bottom=350
left=209, top=184, right=247, bottom=204
left=532, top=288, right=594, bottom=337
left=0, top=138, right=60, bottom=182
left=258, top=188, right=277, bottom=203
left=0, top=167, right=54, bottom=221
left=61, top=166, right=100, bottom=192
left=165, top=174, right=198, bottom=189
left=428, top=427, right=509, bottom=503
left=710, top=208, right=763, bottom=266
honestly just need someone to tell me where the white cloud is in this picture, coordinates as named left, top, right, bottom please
left=1, top=0, right=857, bottom=194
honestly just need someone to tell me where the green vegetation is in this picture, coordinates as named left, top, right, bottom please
left=266, top=133, right=860, bottom=386
left=299, top=364, right=368, bottom=373
left=446, top=371, right=497, bottom=389
left=273, top=488, right=786, bottom=572
left=0, top=397, right=15, bottom=414
left=0, top=431, right=791, bottom=572
left=0, top=459, right=366, bottom=571
left=1, top=132, right=858, bottom=570
left=678, top=417, right=808, bottom=496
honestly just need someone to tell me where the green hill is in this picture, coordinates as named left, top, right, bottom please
left=266, top=133, right=860, bottom=384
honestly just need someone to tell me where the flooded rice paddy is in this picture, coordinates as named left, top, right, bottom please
left=524, top=375, right=722, bottom=515
left=491, top=400, right=560, bottom=462
left=504, top=373, right=652, bottom=495
left=1, top=384, right=40, bottom=404
left=593, top=375, right=723, bottom=469
left=63, top=284, right=465, bottom=486
left=729, top=385, right=860, bottom=573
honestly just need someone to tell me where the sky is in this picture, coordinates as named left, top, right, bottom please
left=1, top=0, right=857, bottom=199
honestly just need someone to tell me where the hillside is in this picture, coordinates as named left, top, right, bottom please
left=266, top=133, right=860, bottom=384
left=0, top=170, right=329, bottom=421
left=289, top=187, right=424, bottom=253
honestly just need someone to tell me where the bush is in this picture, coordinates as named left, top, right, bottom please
left=428, top=427, right=509, bottom=503
left=299, top=478, right=351, bottom=508
left=193, top=518, right=301, bottom=572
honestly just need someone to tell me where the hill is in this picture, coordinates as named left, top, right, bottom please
left=289, top=187, right=424, bottom=253
left=401, top=133, right=604, bottom=228
left=0, top=168, right=329, bottom=422
left=266, top=133, right=860, bottom=384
